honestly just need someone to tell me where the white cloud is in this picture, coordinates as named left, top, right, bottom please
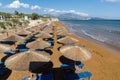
left=44, top=8, right=89, bottom=17
left=102, top=0, right=120, bottom=2
left=31, top=5, right=41, bottom=10
left=0, top=3, right=2, bottom=7
left=7, top=0, right=29, bottom=8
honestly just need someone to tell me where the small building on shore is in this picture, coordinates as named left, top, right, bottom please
left=0, top=15, right=5, bottom=22
left=24, top=16, right=29, bottom=21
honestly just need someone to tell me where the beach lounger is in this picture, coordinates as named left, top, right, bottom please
left=0, top=62, right=7, bottom=75
left=22, top=74, right=53, bottom=80
left=18, top=42, right=26, bottom=46
left=37, top=74, right=53, bottom=80
left=22, top=77, right=27, bottom=80
left=61, top=63, right=84, bottom=70
left=0, top=62, right=5, bottom=67
left=47, top=46, right=54, bottom=48
left=0, top=69, right=6, bottom=75
left=76, top=62, right=84, bottom=68
left=61, top=64, right=75, bottom=70
left=64, top=71, right=92, bottom=80
left=18, top=49, right=28, bottom=52
left=57, top=35, right=65, bottom=39
left=47, top=39, right=54, bottom=42
left=4, top=52, right=13, bottom=56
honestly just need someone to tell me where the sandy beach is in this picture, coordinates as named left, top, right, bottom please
left=0, top=21, right=120, bottom=80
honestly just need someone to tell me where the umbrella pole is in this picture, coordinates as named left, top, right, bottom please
left=6, top=32, right=9, bottom=37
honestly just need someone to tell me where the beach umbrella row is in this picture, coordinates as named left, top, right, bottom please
left=1, top=23, right=54, bottom=72
left=57, top=26, right=92, bottom=63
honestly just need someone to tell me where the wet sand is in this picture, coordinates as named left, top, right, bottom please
left=0, top=21, right=120, bottom=80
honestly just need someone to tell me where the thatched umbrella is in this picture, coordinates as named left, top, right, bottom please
left=57, top=36, right=78, bottom=44
left=1, top=35, right=25, bottom=42
left=0, top=44, right=11, bottom=52
left=26, top=27, right=36, bottom=33
left=60, top=45, right=92, bottom=62
left=17, top=29, right=31, bottom=36
left=57, top=30, right=70, bottom=36
left=5, top=50, right=50, bottom=71
left=1, top=29, right=15, bottom=37
left=43, top=26, right=54, bottom=34
left=35, top=31, right=53, bottom=39
left=26, top=38, right=51, bottom=49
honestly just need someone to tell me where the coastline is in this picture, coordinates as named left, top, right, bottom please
left=70, top=31, right=120, bottom=55
left=61, top=21, right=120, bottom=54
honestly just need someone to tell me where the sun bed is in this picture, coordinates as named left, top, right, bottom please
left=4, top=52, right=13, bottom=56
left=61, top=64, right=75, bottom=70
left=64, top=71, right=92, bottom=80
left=0, top=62, right=5, bottom=67
left=76, top=62, right=84, bottom=68
left=18, top=49, right=28, bottom=52
left=47, top=46, right=54, bottom=48
left=37, top=74, right=53, bottom=80
left=18, top=42, right=26, bottom=46
left=57, top=35, right=65, bottom=39
left=0, top=62, right=6, bottom=75
left=22, top=74, right=53, bottom=80
left=0, top=69, right=6, bottom=75
left=61, top=62, right=84, bottom=70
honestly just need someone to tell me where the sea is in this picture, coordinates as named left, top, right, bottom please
left=61, top=20, right=120, bottom=54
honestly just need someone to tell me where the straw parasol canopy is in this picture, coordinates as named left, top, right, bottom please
left=26, top=38, right=51, bottom=49
left=35, top=31, right=53, bottom=39
left=5, top=50, right=50, bottom=71
left=0, top=29, right=16, bottom=37
left=60, top=45, right=92, bottom=62
left=26, top=27, right=36, bottom=33
left=1, top=35, right=25, bottom=42
left=43, top=26, right=54, bottom=34
left=1, top=29, right=15, bottom=34
left=57, top=36, right=78, bottom=44
left=57, top=30, right=70, bottom=36
left=17, top=29, right=31, bottom=36
left=0, top=44, right=11, bottom=52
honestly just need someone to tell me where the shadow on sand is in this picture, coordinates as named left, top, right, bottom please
left=0, top=68, right=12, bottom=80
left=30, top=59, right=76, bottom=80
left=1, top=56, right=10, bottom=62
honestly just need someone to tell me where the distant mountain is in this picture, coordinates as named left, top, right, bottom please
left=90, top=17, right=105, bottom=20
left=44, top=13, right=90, bottom=20
left=44, top=13, right=104, bottom=20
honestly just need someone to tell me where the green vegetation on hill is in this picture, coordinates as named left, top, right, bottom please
left=0, top=22, right=6, bottom=29
left=0, top=11, right=50, bottom=30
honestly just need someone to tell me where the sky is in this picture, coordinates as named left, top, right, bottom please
left=0, top=0, right=120, bottom=19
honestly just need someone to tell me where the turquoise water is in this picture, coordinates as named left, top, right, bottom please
left=61, top=20, right=120, bottom=53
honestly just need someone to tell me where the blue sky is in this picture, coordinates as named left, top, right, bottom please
left=0, top=0, right=120, bottom=19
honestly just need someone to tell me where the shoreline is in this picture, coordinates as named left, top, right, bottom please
left=71, top=31, right=120, bottom=55
left=61, top=21, right=120, bottom=54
